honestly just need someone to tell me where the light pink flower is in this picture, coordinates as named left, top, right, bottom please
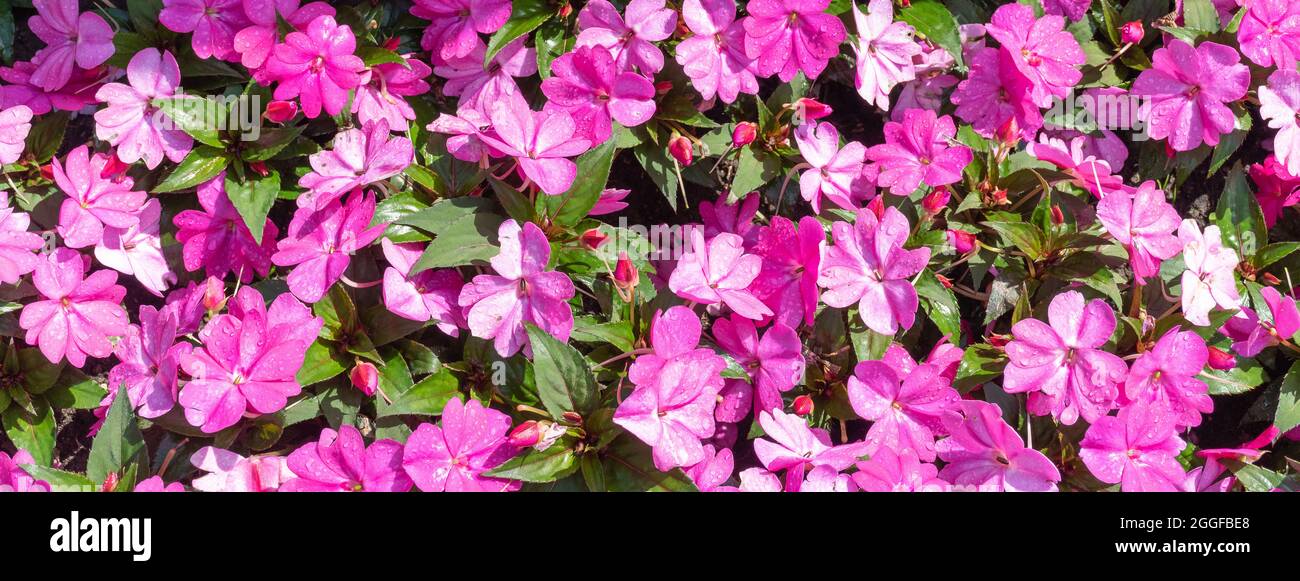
left=411, top=0, right=511, bottom=63
left=713, top=314, right=804, bottom=412
left=190, top=447, right=294, bottom=492
left=401, top=397, right=521, bottom=492
left=1237, top=0, right=1300, bottom=69
left=984, top=3, right=1084, bottom=108
left=298, top=121, right=414, bottom=210
left=848, top=360, right=959, bottom=462
left=851, top=447, right=948, bottom=492
left=458, top=220, right=575, bottom=357
left=1027, top=134, right=1129, bottom=198
left=160, top=0, right=250, bottom=61
left=541, top=45, right=656, bottom=143
left=1219, top=286, right=1300, bottom=357
left=750, top=216, right=824, bottom=328
left=0, top=449, right=50, bottom=492
left=1122, top=326, right=1212, bottom=429
left=852, top=0, right=920, bottom=110
left=52, top=146, right=147, bottom=249
left=742, top=0, right=847, bottom=81
left=1178, top=220, right=1240, bottom=327
left=93, top=49, right=194, bottom=169
left=685, top=445, right=738, bottom=492
left=232, top=0, right=336, bottom=71
left=1132, top=39, right=1249, bottom=152
left=738, top=467, right=783, bottom=492
left=1080, top=402, right=1187, bottom=492
left=867, top=108, right=972, bottom=195
left=427, top=106, right=496, bottom=163
left=280, top=425, right=413, bottom=492
left=107, top=305, right=191, bottom=419
left=179, top=286, right=323, bottom=433
left=668, top=230, right=773, bottom=320
left=951, top=46, right=1042, bottom=139
left=576, top=0, right=677, bottom=74
left=381, top=238, right=465, bottom=336
left=0, top=193, right=44, bottom=285
left=95, top=198, right=174, bottom=297
left=614, top=306, right=726, bottom=470
left=272, top=190, right=387, bottom=303
left=476, top=101, right=591, bottom=196
left=1041, top=0, right=1092, bottom=21
left=352, top=55, right=433, bottom=130
left=1003, top=290, right=1127, bottom=425
left=589, top=188, right=630, bottom=216
left=817, top=207, right=930, bottom=335
left=676, top=0, right=758, bottom=104
left=1259, top=69, right=1300, bottom=176
left=27, top=0, right=114, bottom=91
left=264, top=15, right=366, bottom=118
left=20, top=248, right=128, bottom=367
left=795, top=121, right=868, bottom=212
left=173, top=172, right=279, bottom=283
left=936, top=400, right=1061, bottom=492
left=753, top=408, right=871, bottom=491
left=0, top=105, right=31, bottom=164
left=1096, top=181, right=1182, bottom=282
left=435, top=39, right=535, bottom=117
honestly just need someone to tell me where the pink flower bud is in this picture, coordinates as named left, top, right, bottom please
left=1050, top=205, right=1065, bottom=225
left=614, top=251, right=638, bottom=289
left=349, top=361, right=379, bottom=397
left=946, top=229, right=976, bottom=254
left=249, top=161, right=269, bottom=177
left=794, top=97, right=832, bottom=121
left=1120, top=21, right=1144, bottom=44
left=1206, top=346, right=1235, bottom=371
left=39, top=163, right=54, bottom=181
left=382, top=36, right=401, bottom=51
left=580, top=228, right=608, bottom=250
left=732, top=122, right=758, bottom=148
left=508, top=421, right=541, bottom=448
left=264, top=100, right=298, bottom=123
left=202, top=277, right=226, bottom=311
left=100, top=154, right=130, bottom=181
left=793, top=395, right=814, bottom=416
left=996, top=117, right=1020, bottom=146
left=866, top=195, right=885, bottom=219
left=935, top=273, right=953, bottom=289
left=101, top=472, right=119, bottom=492
left=668, top=135, right=693, bottom=166
left=921, top=186, right=950, bottom=216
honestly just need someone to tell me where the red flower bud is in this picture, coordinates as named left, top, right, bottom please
left=100, top=154, right=130, bottom=181
left=1206, top=346, right=1236, bottom=371
left=988, top=333, right=1010, bottom=348
left=654, top=80, right=673, bottom=95
left=382, top=37, right=401, bottom=51
left=995, top=117, right=1020, bottom=146
left=991, top=188, right=1009, bottom=206
left=732, top=122, right=758, bottom=148
left=1120, top=21, right=1144, bottom=45
left=921, top=186, right=950, bottom=216
left=935, top=273, right=953, bottom=289
left=793, top=395, right=814, bottom=416
left=202, top=276, right=226, bottom=312
left=562, top=411, right=584, bottom=424
left=794, top=97, right=832, bottom=121
left=508, top=421, right=541, bottom=448
left=39, top=163, right=55, bottom=181
left=349, top=361, right=379, bottom=397
left=1261, top=272, right=1282, bottom=285
left=580, top=228, right=608, bottom=250
left=102, top=472, right=119, bottom=492
left=614, top=251, right=638, bottom=289
left=249, top=161, right=269, bottom=177
left=1050, top=205, right=1065, bottom=225
left=866, top=195, right=885, bottom=219
left=668, top=135, right=693, bottom=166
left=264, top=100, right=298, bottom=123
left=947, top=229, right=976, bottom=254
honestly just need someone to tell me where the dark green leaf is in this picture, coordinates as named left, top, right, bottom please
left=483, top=0, right=552, bottom=66
left=86, top=389, right=147, bottom=483
left=526, top=323, right=599, bottom=420
left=153, top=146, right=230, bottom=193
left=380, top=369, right=459, bottom=417
left=540, top=135, right=617, bottom=227
left=897, top=0, right=964, bottom=67
left=224, top=170, right=280, bottom=243
left=484, top=443, right=579, bottom=482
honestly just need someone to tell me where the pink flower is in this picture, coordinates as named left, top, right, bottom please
left=614, top=307, right=726, bottom=470
left=685, top=445, right=738, bottom=492
left=1259, top=69, right=1300, bottom=176
left=381, top=238, right=465, bottom=336
left=0, top=61, right=102, bottom=115
left=1237, top=0, right=1300, bottom=69
left=93, top=49, right=194, bottom=169
left=434, top=39, right=535, bottom=115
left=1080, top=403, right=1187, bottom=492
left=0, top=105, right=31, bottom=164
left=20, top=249, right=128, bottom=367
left=817, top=207, right=930, bottom=335
left=753, top=408, right=871, bottom=491
left=676, top=0, right=758, bottom=104
left=264, top=15, right=366, bottom=118
left=738, top=467, right=783, bottom=492
left=699, top=192, right=759, bottom=246
left=107, top=304, right=191, bottom=420
left=1219, top=286, right=1300, bottom=357
left=27, top=0, right=114, bottom=91
left=298, top=121, right=414, bottom=210
left=272, top=190, right=387, bottom=303
left=0, top=193, right=44, bottom=285
left=668, top=230, right=773, bottom=320
left=163, top=277, right=220, bottom=335
left=742, top=0, right=847, bottom=81
left=713, top=314, right=804, bottom=411
left=1096, top=181, right=1182, bottom=282
left=576, top=0, right=677, bottom=74
left=984, top=3, right=1084, bottom=108
left=401, top=397, right=521, bottom=492
left=232, top=0, right=336, bottom=71
left=542, top=45, right=656, bottom=143
left=1249, top=156, right=1300, bottom=227
left=1122, top=326, right=1212, bottom=429
left=427, top=106, right=496, bottom=163
left=411, top=0, right=511, bottom=63
left=848, top=361, right=959, bottom=462
left=1027, top=135, right=1129, bottom=198
left=190, top=447, right=294, bottom=492
left=851, top=447, right=948, bottom=492
left=852, top=0, right=921, bottom=110
left=750, top=216, right=824, bottom=328
left=352, top=55, right=433, bottom=130
left=51, top=146, right=147, bottom=249
left=0, top=449, right=50, bottom=492
left=951, top=46, right=1042, bottom=139
left=280, top=425, right=413, bottom=492
left=1041, top=0, right=1092, bottom=21
left=160, top=0, right=250, bottom=61
left=1003, top=290, right=1127, bottom=425
left=1132, top=39, right=1249, bottom=152
left=133, top=476, right=186, bottom=492
left=95, top=199, right=175, bottom=297
left=795, top=121, right=868, bottom=212
left=1178, top=220, right=1240, bottom=326
left=178, top=286, right=323, bottom=433
left=476, top=100, right=592, bottom=195
left=173, top=173, right=279, bottom=283
left=936, top=400, right=1061, bottom=491
left=459, top=220, right=575, bottom=357
left=589, top=188, right=630, bottom=216
left=867, top=109, right=972, bottom=195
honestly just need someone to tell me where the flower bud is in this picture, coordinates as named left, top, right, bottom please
left=562, top=411, right=584, bottom=424
left=1050, top=205, right=1065, bottom=225
left=614, top=252, right=638, bottom=290
left=947, top=229, right=976, bottom=254
left=349, top=361, right=379, bottom=397
left=100, top=154, right=130, bottom=181
left=866, top=195, right=885, bottom=219
left=508, top=421, right=541, bottom=448
left=249, top=161, right=269, bottom=177
left=732, top=122, right=758, bottom=148
left=1261, top=272, right=1281, bottom=285
left=1206, top=346, right=1235, bottom=371
left=1120, top=21, right=1144, bottom=45
left=654, top=80, right=673, bottom=95
left=793, top=395, right=814, bottom=416
left=101, top=471, right=119, bottom=492
left=39, top=163, right=55, bottom=181
left=990, top=188, right=1009, bottom=206
left=668, top=135, right=693, bottom=166
left=382, top=36, right=401, bottom=51
left=794, top=97, right=832, bottom=121
left=995, top=117, right=1020, bottom=146
left=202, top=277, right=227, bottom=312
left=935, top=273, right=954, bottom=289
left=580, top=228, right=608, bottom=250
left=921, top=186, right=950, bottom=216
left=264, top=100, right=298, bottom=123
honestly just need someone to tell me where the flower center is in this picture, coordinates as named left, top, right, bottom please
left=310, top=56, right=326, bottom=73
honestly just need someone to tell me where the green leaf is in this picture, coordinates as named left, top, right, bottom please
left=1254, top=242, right=1300, bottom=270
left=849, top=315, right=892, bottom=361
left=19, top=465, right=94, bottom=491
left=355, top=46, right=409, bottom=68
left=399, top=197, right=506, bottom=273
left=1201, top=360, right=1267, bottom=396
left=1215, top=164, right=1266, bottom=259
left=379, top=369, right=460, bottom=417
left=526, top=323, right=599, bottom=420
left=224, top=170, right=280, bottom=243
left=242, top=126, right=306, bottom=162
left=1, top=401, right=54, bottom=466
left=535, top=17, right=572, bottom=79
left=484, top=443, right=579, bottom=483
left=731, top=146, right=781, bottom=198
left=153, top=96, right=226, bottom=148
left=313, top=284, right=360, bottom=341
left=153, top=145, right=231, bottom=193
left=954, top=343, right=1008, bottom=393
left=24, top=111, right=69, bottom=163
left=86, top=389, right=148, bottom=484
left=483, top=0, right=552, bottom=66
left=404, top=163, right=446, bottom=194
left=915, top=269, right=961, bottom=340
left=540, top=135, right=617, bottom=228
left=601, top=436, right=697, bottom=491
left=1223, top=460, right=1285, bottom=492
left=570, top=317, right=634, bottom=352
left=297, top=340, right=348, bottom=387
left=897, top=0, right=964, bottom=67
left=982, top=220, right=1047, bottom=260
left=18, top=348, right=64, bottom=394
left=1275, top=359, right=1300, bottom=434
left=1183, top=0, right=1220, bottom=32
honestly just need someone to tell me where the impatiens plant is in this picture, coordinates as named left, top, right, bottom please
left=2, top=0, right=1300, bottom=496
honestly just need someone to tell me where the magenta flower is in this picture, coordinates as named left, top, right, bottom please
left=401, top=398, right=521, bottom=492
left=1178, top=220, right=1240, bottom=327
left=852, top=0, right=921, bottom=110
left=232, top=0, right=336, bottom=71
left=1259, top=69, right=1300, bottom=176
left=272, top=190, right=387, bottom=303
left=160, top=0, right=250, bottom=61
left=1042, top=0, right=1092, bottom=21
left=435, top=39, right=535, bottom=117
left=1003, top=290, right=1127, bottom=425
left=742, top=0, right=847, bottom=81
left=459, top=220, right=575, bottom=357
left=589, top=188, right=630, bottom=216
left=1027, top=135, right=1129, bottom=198
left=93, top=48, right=194, bottom=169
left=298, top=121, right=414, bottom=210
left=20, top=249, right=128, bottom=367
left=867, top=108, right=972, bottom=195
left=1219, top=286, right=1300, bottom=357
left=0, top=105, right=31, bottom=165
left=427, top=106, right=496, bottom=163
left=264, top=15, right=366, bottom=118
left=52, top=146, right=147, bottom=249
left=848, top=361, right=959, bottom=462
left=738, top=467, right=783, bottom=492
left=27, top=0, right=114, bottom=91
left=107, top=305, right=191, bottom=419
left=951, top=46, right=1042, bottom=139
left=676, top=0, right=758, bottom=104
left=178, top=286, right=323, bottom=433
left=476, top=101, right=591, bottom=196
left=817, top=207, right=930, bottom=335
left=936, top=400, right=1061, bottom=492
left=668, top=230, right=773, bottom=320
left=700, top=192, right=760, bottom=246
left=1237, top=0, right=1300, bottom=69
left=851, top=447, right=948, bottom=492
left=753, top=408, right=871, bottom=491
left=173, top=172, right=279, bottom=283
left=0, top=60, right=101, bottom=116
left=1080, top=403, right=1187, bottom=492
left=713, top=314, right=804, bottom=412
left=1249, top=156, right=1300, bottom=227
left=134, top=476, right=185, bottom=492
left=685, top=445, right=738, bottom=492
left=984, top=3, right=1084, bottom=108
left=352, top=55, right=433, bottom=130
left=795, top=121, right=868, bottom=212
left=614, top=306, right=726, bottom=470
left=0, top=193, right=44, bottom=285
left=1096, top=181, right=1182, bottom=282
left=750, top=216, right=824, bottom=328
left=411, top=0, right=511, bottom=62
left=95, top=198, right=174, bottom=297
left=576, top=0, right=677, bottom=74
left=381, top=238, right=465, bottom=336
left=542, top=45, right=656, bottom=143
left=280, top=425, right=413, bottom=492
left=0, top=449, right=50, bottom=492
left=1132, top=39, right=1249, bottom=152
left=1122, top=326, right=1212, bottom=429
left=190, top=447, right=294, bottom=492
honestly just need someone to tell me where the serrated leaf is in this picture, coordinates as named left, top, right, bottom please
left=731, top=146, right=781, bottom=198
left=297, top=340, right=348, bottom=387
left=153, top=96, right=226, bottom=148
left=399, top=197, right=506, bottom=273
left=1275, top=359, right=1300, bottom=434
left=915, top=269, right=961, bottom=340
